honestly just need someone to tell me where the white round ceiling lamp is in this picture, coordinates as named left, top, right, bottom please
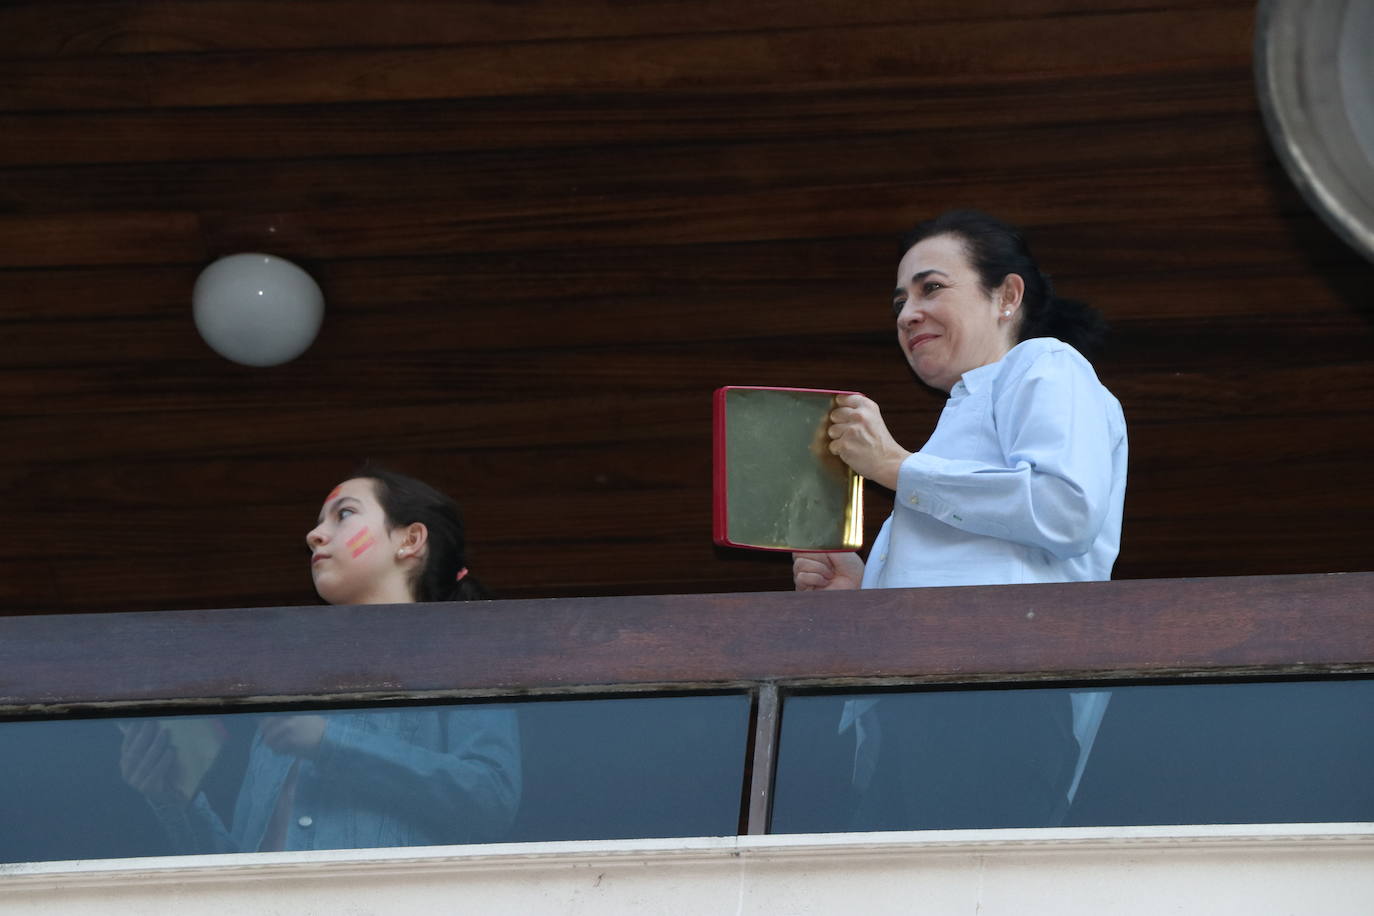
left=192, top=253, right=325, bottom=367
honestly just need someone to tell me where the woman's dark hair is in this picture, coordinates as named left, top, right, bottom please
left=900, top=209, right=1107, bottom=361
left=353, top=464, right=491, bottom=602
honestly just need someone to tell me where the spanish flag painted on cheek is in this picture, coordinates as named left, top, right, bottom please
left=347, top=526, right=376, bottom=558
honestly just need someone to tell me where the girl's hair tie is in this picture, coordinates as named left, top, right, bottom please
left=455, top=567, right=469, bottom=582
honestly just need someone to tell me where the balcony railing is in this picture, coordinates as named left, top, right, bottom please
left=1, top=571, right=1371, bottom=864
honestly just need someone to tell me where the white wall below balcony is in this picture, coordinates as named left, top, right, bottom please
left=3, top=824, right=1373, bottom=915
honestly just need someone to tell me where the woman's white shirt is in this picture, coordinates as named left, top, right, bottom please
left=862, top=337, right=1127, bottom=590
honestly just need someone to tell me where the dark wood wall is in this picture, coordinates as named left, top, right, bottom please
left=2, top=0, right=1371, bottom=614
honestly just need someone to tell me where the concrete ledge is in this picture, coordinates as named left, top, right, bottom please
left=4, top=824, right=1374, bottom=914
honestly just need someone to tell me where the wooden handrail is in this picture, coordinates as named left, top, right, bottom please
left=3, top=572, right=1371, bottom=716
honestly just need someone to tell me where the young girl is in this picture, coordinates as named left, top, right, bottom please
left=122, top=468, right=520, bottom=853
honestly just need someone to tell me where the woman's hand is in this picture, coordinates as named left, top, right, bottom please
left=793, top=551, right=865, bottom=591
left=827, top=395, right=910, bottom=490
left=119, top=721, right=186, bottom=804
left=261, top=715, right=328, bottom=758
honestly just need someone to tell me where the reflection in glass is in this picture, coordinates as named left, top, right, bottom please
left=1065, top=680, right=1374, bottom=827
left=1, top=716, right=186, bottom=863
left=771, top=680, right=1374, bottom=834
left=508, top=694, right=749, bottom=843
left=0, top=693, right=750, bottom=864
left=772, top=689, right=1079, bottom=833
left=163, top=705, right=520, bottom=854
left=0, top=704, right=521, bottom=862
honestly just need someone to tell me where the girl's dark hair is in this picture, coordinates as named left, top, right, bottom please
left=900, top=209, right=1107, bottom=362
left=353, top=464, right=491, bottom=602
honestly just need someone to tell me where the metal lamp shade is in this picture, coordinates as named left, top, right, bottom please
left=1256, top=0, right=1374, bottom=264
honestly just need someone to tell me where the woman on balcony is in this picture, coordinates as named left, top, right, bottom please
left=791, top=209, right=1127, bottom=830
left=120, top=468, right=521, bottom=853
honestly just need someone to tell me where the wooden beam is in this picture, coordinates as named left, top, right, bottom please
left=2, top=573, right=1371, bottom=714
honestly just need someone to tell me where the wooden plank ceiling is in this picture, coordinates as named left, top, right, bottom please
left=1, top=0, right=1371, bottom=614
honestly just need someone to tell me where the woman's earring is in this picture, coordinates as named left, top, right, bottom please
left=1002, top=310, right=1011, bottom=318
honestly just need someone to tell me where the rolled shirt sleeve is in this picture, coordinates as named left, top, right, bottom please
left=894, top=344, right=1118, bottom=560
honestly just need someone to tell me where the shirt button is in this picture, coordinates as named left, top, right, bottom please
left=297, top=815, right=313, bottom=828
left=908, top=494, right=919, bottom=505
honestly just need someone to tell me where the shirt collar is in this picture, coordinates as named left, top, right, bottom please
left=952, top=354, right=1005, bottom=397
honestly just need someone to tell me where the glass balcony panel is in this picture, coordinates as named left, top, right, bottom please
left=771, top=680, right=1374, bottom=833
left=0, top=694, right=750, bottom=864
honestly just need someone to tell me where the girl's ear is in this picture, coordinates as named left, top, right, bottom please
left=399, top=522, right=429, bottom=559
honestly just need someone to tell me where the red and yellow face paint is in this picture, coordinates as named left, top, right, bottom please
left=347, top=526, right=376, bottom=558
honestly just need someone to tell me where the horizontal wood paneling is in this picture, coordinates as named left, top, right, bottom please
left=3, top=117, right=1270, bottom=215
left=0, top=1, right=1249, bottom=59
left=0, top=72, right=1259, bottom=168
left=0, top=170, right=1295, bottom=267
left=1, top=0, right=1371, bottom=616
left=0, top=9, right=1251, bottom=112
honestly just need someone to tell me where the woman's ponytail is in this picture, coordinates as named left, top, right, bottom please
left=1019, top=274, right=1109, bottom=361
